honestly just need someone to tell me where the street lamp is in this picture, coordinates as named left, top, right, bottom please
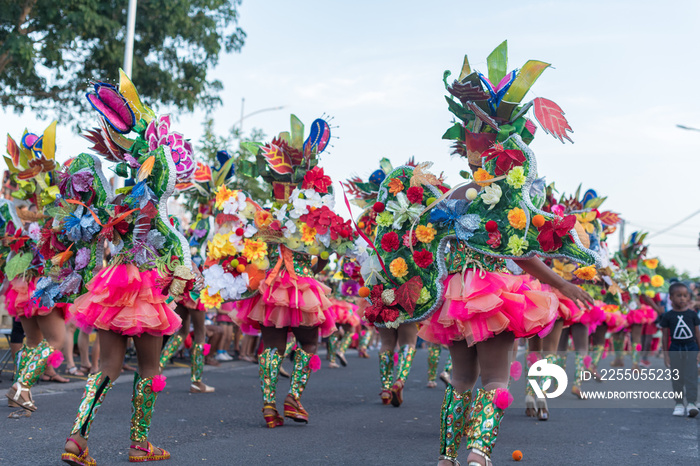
left=123, top=0, right=138, bottom=77
left=676, top=124, right=700, bottom=132
left=234, top=98, right=286, bottom=133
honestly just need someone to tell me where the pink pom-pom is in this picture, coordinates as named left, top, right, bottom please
left=602, top=350, right=608, bottom=360
left=202, top=344, right=211, bottom=356
left=309, top=354, right=321, bottom=372
left=583, top=355, right=592, bottom=369
left=510, top=361, right=522, bottom=381
left=351, top=333, right=359, bottom=342
left=47, top=350, right=64, bottom=368
left=151, top=375, right=167, bottom=392
left=635, top=344, right=642, bottom=352
left=494, top=388, right=513, bottom=410
left=526, top=352, right=540, bottom=367
left=393, top=353, right=399, bottom=365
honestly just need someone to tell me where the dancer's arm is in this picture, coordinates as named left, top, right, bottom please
left=514, top=257, right=594, bottom=309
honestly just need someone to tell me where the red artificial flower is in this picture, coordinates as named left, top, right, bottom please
left=413, top=249, right=434, bottom=268
left=373, top=202, right=385, bottom=213
left=302, top=166, right=332, bottom=193
left=640, top=274, right=651, bottom=284
left=381, top=306, right=400, bottom=323
left=487, top=230, right=502, bottom=249
left=536, top=215, right=576, bottom=252
left=39, top=226, right=67, bottom=260
left=402, top=230, right=418, bottom=248
left=406, top=186, right=424, bottom=204
left=380, top=232, right=400, bottom=252
left=485, top=220, right=498, bottom=232
left=438, top=185, right=450, bottom=194
left=482, top=145, right=526, bottom=176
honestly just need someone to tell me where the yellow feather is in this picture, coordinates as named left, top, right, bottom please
left=137, top=156, right=155, bottom=182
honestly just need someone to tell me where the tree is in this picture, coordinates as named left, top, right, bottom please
left=1, top=0, right=245, bottom=120
left=197, top=117, right=271, bottom=202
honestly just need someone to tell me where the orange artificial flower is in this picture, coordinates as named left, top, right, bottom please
left=574, top=265, right=597, bottom=280
left=388, top=178, right=405, bottom=195
left=254, top=210, right=273, bottom=228
left=389, top=257, right=408, bottom=278
left=507, top=208, right=527, bottom=230
left=473, top=168, right=493, bottom=187
left=644, top=259, right=659, bottom=269
left=532, top=214, right=546, bottom=228
left=415, top=223, right=437, bottom=243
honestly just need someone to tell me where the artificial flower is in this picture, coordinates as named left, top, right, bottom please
left=242, top=238, right=268, bottom=262
left=27, top=222, right=41, bottom=242
left=482, top=145, right=525, bottom=176
left=413, top=249, right=434, bottom=268
left=537, top=215, right=576, bottom=252
left=532, top=214, right=546, bottom=228
left=487, top=230, right=502, bottom=248
left=485, top=220, right=499, bottom=232
left=481, top=184, right=502, bottom=210
left=300, top=223, right=318, bottom=245
left=145, top=115, right=195, bottom=181
left=416, top=287, right=431, bottom=305
left=361, top=255, right=387, bottom=286
left=386, top=193, right=424, bottom=229
left=222, top=191, right=247, bottom=216
left=505, top=166, right=526, bottom=189
left=388, top=178, right=405, bottom=195
left=380, top=231, right=400, bottom=252
left=415, top=223, right=436, bottom=243
left=507, top=207, right=527, bottom=230
left=389, top=257, right=409, bottom=278
left=254, top=210, right=273, bottom=229
left=200, top=288, right=224, bottom=309
left=410, top=162, right=441, bottom=187
left=74, top=248, right=91, bottom=271
left=402, top=230, right=418, bottom=248
left=644, top=259, right=659, bottom=269
left=302, top=166, right=332, bottom=193
left=406, top=186, right=424, bottom=204
left=429, top=199, right=479, bottom=242
left=552, top=259, right=576, bottom=281
left=574, top=265, right=597, bottom=280
left=651, top=275, right=664, bottom=288
left=576, top=211, right=597, bottom=234
left=215, top=185, right=237, bottom=211
left=473, top=168, right=493, bottom=187
left=376, top=212, right=393, bottom=227
left=507, top=235, right=528, bottom=256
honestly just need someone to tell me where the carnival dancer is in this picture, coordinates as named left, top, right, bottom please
left=361, top=43, right=599, bottom=466
left=4, top=123, right=68, bottom=411
left=202, top=114, right=357, bottom=427
left=54, top=72, right=196, bottom=464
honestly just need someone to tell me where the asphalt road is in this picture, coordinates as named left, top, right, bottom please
left=1, top=348, right=699, bottom=465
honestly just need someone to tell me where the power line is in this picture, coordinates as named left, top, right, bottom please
left=647, top=208, right=700, bottom=239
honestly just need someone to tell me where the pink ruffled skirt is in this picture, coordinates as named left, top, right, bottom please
left=235, top=270, right=336, bottom=337
left=5, top=277, right=53, bottom=319
left=71, top=264, right=181, bottom=337
left=626, top=305, right=656, bottom=326
left=540, top=284, right=584, bottom=326
left=418, top=271, right=559, bottom=346
left=604, top=307, right=627, bottom=333
left=329, top=299, right=360, bottom=327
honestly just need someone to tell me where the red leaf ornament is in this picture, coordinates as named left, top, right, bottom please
left=533, top=98, right=573, bottom=143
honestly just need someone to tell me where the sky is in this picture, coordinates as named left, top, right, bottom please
left=3, top=0, right=700, bottom=275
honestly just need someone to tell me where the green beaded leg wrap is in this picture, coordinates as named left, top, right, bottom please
left=130, top=373, right=162, bottom=443
left=427, top=346, right=441, bottom=382
left=358, top=329, right=371, bottom=351
left=612, top=335, right=624, bottom=360
left=524, top=350, right=535, bottom=396
left=465, top=388, right=504, bottom=458
left=439, top=385, right=472, bottom=461
left=573, top=353, right=585, bottom=389
left=159, top=334, right=183, bottom=368
left=288, top=348, right=313, bottom=401
left=283, top=337, right=296, bottom=359
left=338, top=331, right=353, bottom=354
left=538, top=354, right=560, bottom=397
left=396, top=345, right=416, bottom=384
left=13, top=344, right=36, bottom=383
left=17, top=339, right=52, bottom=389
left=379, top=350, right=394, bottom=390
left=443, top=355, right=453, bottom=373
left=191, top=343, right=205, bottom=383
left=69, top=372, right=113, bottom=439
left=590, top=345, right=604, bottom=368
left=328, top=334, right=339, bottom=362
left=259, top=348, right=282, bottom=405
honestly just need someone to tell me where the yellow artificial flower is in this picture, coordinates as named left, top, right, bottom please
left=207, top=233, right=230, bottom=260
left=552, top=259, right=577, bottom=281
left=254, top=210, right=273, bottom=229
left=473, top=168, right=493, bottom=187
left=389, top=257, right=408, bottom=278
left=214, top=185, right=237, bottom=210
left=300, top=223, right=318, bottom=245
left=200, top=288, right=223, bottom=309
left=644, top=259, right=659, bottom=269
left=574, top=265, right=597, bottom=281
left=507, top=207, right=527, bottom=230
left=575, top=211, right=597, bottom=234
left=242, top=238, right=268, bottom=262
left=415, top=223, right=437, bottom=243
left=651, top=275, right=664, bottom=288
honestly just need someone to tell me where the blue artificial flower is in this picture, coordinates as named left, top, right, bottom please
left=430, top=199, right=480, bottom=242
left=63, top=205, right=101, bottom=243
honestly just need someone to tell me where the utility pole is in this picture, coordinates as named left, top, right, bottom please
left=619, top=218, right=626, bottom=252
left=123, top=0, right=138, bottom=77
left=240, top=98, right=245, bottom=133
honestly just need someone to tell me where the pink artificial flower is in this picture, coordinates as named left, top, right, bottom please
left=510, top=361, right=522, bottom=381
left=145, top=115, right=196, bottom=181
left=309, top=354, right=321, bottom=372
left=494, top=388, right=513, bottom=409
left=583, top=355, right=592, bottom=369
left=203, top=343, right=211, bottom=356
left=151, top=375, right=167, bottom=392
left=47, top=350, right=64, bottom=368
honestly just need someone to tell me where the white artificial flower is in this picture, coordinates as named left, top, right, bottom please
left=318, top=230, right=331, bottom=248
left=481, top=184, right=502, bottom=210
left=220, top=273, right=249, bottom=301
left=222, top=192, right=247, bottom=215
left=27, top=222, right=41, bottom=242
left=361, top=255, right=387, bottom=286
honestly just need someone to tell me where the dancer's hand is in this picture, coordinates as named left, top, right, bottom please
left=559, top=282, right=594, bottom=309
left=192, top=266, right=204, bottom=291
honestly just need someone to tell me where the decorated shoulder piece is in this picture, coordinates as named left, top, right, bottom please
left=34, top=70, right=194, bottom=307
left=613, top=232, right=665, bottom=303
